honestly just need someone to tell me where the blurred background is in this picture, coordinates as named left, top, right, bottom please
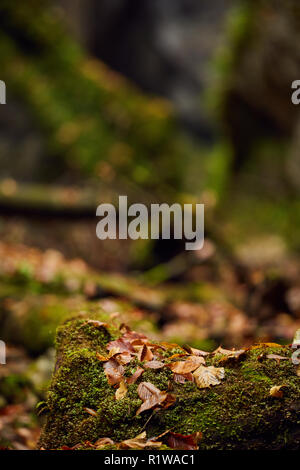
left=0, top=0, right=300, bottom=449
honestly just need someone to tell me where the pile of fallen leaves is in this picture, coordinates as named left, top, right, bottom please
left=93, top=323, right=226, bottom=410
left=58, top=430, right=203, bottom=451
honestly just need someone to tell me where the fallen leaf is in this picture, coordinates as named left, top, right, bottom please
left=138, top=344, right=154, bottom=362
left=166, top=356, right=205, bottom=374
left=127, top=367, right=144, bottom=385
left=167, top=353, right=188, bottom=360
left=95, top=437, right=115, bottom=449
left=160, top=342, right=184, bottom=350
left=115, top=379, right=128, bottom=400
left=214, top=346, right=246, bottom=358
left=167, top=432, right=202, bottom=450
left=269, top=385, right=285, bottom=398
left=144, top=360, right=164, bottom=369
left=103, top=359, right=124, bottom=385
left=96, top=352, right=108, bottom=362
left=136, top=382, right=168, bottom=415
left=84, top=407, right=97, bottom=417
left=183, top=345, right=210, bottom=357
left=96, top=347, right=121, bottom=362
left=84, top=320, right=108, bottom=328
left=173, top=373, right=194, bottom=383
left=115, top=352, right=134, bottom=365
left=251, top=343, right=282, bottom=349
left=193, top=365, right=225, bottom=389
left=163, top=393, right=176, bottom=409
left=107, top=338, right=135, bottom=354
left=119, top=432, right=163, bottom=449
left=266, top=354, right=289, bottom=363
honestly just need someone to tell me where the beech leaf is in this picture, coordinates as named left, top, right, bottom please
left=144, top=360, right=164, bottom=369
left=166, top=356, right=205, bottom=374
left=95, top=437, right=115, bottom=449
left=119, top=432, right=163, bottom=449
left=136, top=382, right=168, bottom=415
left=167, top=432, right=202, bottom=450
left=103, top=359, right=124, bottom=386
left=127, top=366, right=144, bottom=385
left=107, top=338, right=135, bottom=354
left=193, top=365, right=225, bottom=389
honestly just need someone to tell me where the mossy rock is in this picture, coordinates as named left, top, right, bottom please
left=39, top=313, right=300, bottom=450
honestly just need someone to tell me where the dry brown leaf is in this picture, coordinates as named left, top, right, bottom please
left=95, top=437, right=115, bottom=448
left=126, top=366, right=144, bottom=385
left=251, top=343, right=282, bottom=349
left=115, top=352, right=134, bottom=365
left=266, top=354, right=289, bottom=363
left=96, top=352, right=109, bottom=362
left=144, top=360, right=164, bottom=369
left=119, top=432, right=163, bottom=449
left=84, top=320, right=108, bottom=328
left=136, top=382, right=168, bottom=415
left=96, top=347, right=120, bottom=362
left=214, top=346, right=246, bottom=358
left=193, top=365, right=225, bottom=389
left=166, top=356, right=205, bottom=374
left=167, top=353, right=188, bottom=360
left=173, top=373, right=194, bottom=383
left=138, top=344, right=154, bottom=362
left=167, top=432, right=202, bottom=450
left=103, top=359, right=124, bottom=386
left=107, top=338, right=135, bottom=354
left=160, top=342, right=183, bottom=350
left=115, top=379, right=128, bottom=400
left=269, top=385, right=286, bottom=398
left=183, top=345, right=210, bottom=357
left=84, top=407, right=97, bottom=417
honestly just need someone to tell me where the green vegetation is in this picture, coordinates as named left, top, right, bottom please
left=39, top=313, right=300, bottom=450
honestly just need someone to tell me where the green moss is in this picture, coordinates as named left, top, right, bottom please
left=39, top=315, right=300, bottom=450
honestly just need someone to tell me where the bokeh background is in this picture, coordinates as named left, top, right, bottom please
left=0, top=0, right=300, bottom=449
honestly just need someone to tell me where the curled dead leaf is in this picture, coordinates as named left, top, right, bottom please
left=83, top=320, right=108, bottom=328
left=126, top=366, right=144, bottom=385
left=269, top=385, right=286, bottom=398
left=84, top=407, right=97, bottom=417
left=137, top=344, right=154, bottom=362
left=167, top=432, right=202, bottom=450
left=173, top=372, right=194, bottom=383
left=95, top=437, right=115, bottom=449
left=266, top=354, right=289, bottom=363
left=183, top=345, right=210, bottom=357
left=144, top=360, right=164, bottom=369
left=115, top=352, right=134, bottom=365
left=103, top=359, right=124, bottom=386
left=193, top=365, right=225, bottom=389
left=119, top=432, right=163, bottom=449
left=166, top=356, right=205, bottom=374
left=107, top=338, right=135, bottom=354
left=136, top=382, right=168, bottom=415
left=115, top=379, right=128, bottom=400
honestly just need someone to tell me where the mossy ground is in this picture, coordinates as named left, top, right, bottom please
left=39, top=314, right=300, bottom=450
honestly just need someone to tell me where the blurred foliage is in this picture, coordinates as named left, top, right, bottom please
left=0, top=0, right=198, bottom=196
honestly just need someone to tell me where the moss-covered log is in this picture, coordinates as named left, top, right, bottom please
left=39, top=312, right=300, bottom=450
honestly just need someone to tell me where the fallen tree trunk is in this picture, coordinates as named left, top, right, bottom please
left=39, top=312, right=300, bottom=450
